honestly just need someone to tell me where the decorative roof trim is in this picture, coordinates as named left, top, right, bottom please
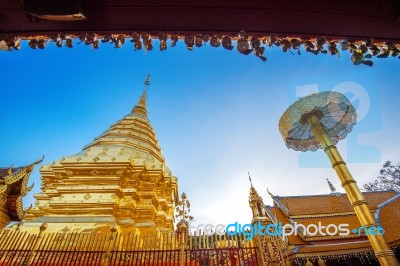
left=302, top=233, right=364, bottom=242
left=4, top=168, right=29, bottom=185
left=1, top=32, right=399, bottom=65
left=1, top=157, right=44, bottom=220
left=289, top=211, right=359, bottom=219
left=0, top=185, right=7, bottom=194
left=265, top=208, right=278, bottom=224
left=277, top=190, right=397, bottom=199
left=16, top=174, right=33, bottom=220
left=270, top=196, right=290, bottom=216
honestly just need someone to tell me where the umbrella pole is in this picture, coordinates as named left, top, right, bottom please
left=306, top=114, right=399, bottom=266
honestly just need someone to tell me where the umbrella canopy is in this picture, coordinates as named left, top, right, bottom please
left=278, top=91, right=357, bottom=152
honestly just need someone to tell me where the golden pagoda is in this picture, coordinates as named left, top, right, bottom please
left=17, top=75, right=178, bottom=235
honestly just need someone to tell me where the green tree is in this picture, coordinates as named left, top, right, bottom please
left=363, top=161, right=400, bottom=192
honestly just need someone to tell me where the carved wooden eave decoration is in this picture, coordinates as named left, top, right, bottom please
left=0, top=157, right=43, bottom=221
left=0, top=32, right=399, bottom=66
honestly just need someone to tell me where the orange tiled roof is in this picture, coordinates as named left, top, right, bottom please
left=267, top=206, right=307, bottom=245
left=275, top=191, right=397, bottom=216
left=290, top=215, right=362, bottom=240
left=378, top=196, right=400, bottom=244
left=266, top=206, right=363, bottom=242
left=265, top=191, right=400, bottom=259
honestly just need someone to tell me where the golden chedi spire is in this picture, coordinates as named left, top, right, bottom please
left=21, top=76, right=178, bottom=235
left=132, top=74, right=150, bottom=116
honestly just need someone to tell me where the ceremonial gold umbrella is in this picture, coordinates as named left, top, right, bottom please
left=279, top=91, right=399, bottom=266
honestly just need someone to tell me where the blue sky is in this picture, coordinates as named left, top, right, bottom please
left=1, top=40, right=399, bottom=226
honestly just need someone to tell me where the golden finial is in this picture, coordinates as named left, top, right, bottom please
left=7, top=165, right=13, bottom=175
left=248, top=172, right=253, bottom=188
left=40, top=222, right=48, bottom=231
left=327, top=178, right=341, bottom=197
left=175, top=192, right=191, bottom=247
left=27, top=155, right=45, bottom=173
left=144, top=74, right=151, bottom=87
left=33, top=155, right=45, bottom=165
left=132, top=75, right=150, bottom=115
left=326, top=178, right=336, bottom=193
left=267, top=187, right=275, bottom=198
left=110, top=223, right=118, bottom=233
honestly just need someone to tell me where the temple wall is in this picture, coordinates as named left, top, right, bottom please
left=0, top=228, right=258, bottom=265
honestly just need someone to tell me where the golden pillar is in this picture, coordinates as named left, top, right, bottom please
left=306, top=114, right=398, bottom=265
left=279, top=91, right=399, bottom=266
left=103, top=224, right=118, bottom=266
left=176, top=221, right=188, bottom=266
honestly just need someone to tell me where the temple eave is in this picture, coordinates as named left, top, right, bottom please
left=0, top=159, right=43, bottom=227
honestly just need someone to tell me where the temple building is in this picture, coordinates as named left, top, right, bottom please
left=248, top=181, right=400, bottom=265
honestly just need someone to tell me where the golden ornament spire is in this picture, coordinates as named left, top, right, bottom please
left=248, top=174, right=268, bottom=220
left=132, top=74, right=150, bottom=116
left=7, top=165, right=13, bottom=175
left=248, top=172, right=253, bottom=188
